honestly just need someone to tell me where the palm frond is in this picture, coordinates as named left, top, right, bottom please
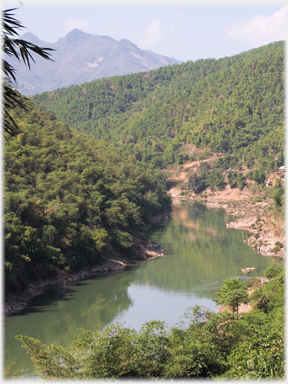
left=2, top=8, right=55, bottom=136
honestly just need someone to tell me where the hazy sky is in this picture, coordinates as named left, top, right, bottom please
left=2, top=1, right=286, bottom=62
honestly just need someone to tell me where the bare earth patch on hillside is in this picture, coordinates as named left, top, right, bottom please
left=218, top=303, right=254, bottom=314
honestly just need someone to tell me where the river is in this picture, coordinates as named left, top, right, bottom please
left=4, top=202, right=273, bottom=377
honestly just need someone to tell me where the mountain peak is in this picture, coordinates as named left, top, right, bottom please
left=65, top=29, right=89, bottom=43
left=66, top=28, right=86, bottom=36
left=118, top=39, right=138, bottom=51
left=21, top=32, right=38, bottom=40
left=21, top=32, right=48, bottom=46
left=11, top=30, right=182, bottom=95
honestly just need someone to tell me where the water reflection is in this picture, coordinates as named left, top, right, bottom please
left=5, top=270, right=136, bottom=375
left=4, top=203, right=273, bottom=376
left=136, top=203, right=272, bottom=294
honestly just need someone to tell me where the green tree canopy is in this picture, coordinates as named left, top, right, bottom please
left=213, top=277, right=248, bottom=314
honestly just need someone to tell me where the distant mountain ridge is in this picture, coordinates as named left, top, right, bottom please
left=9, top=29, right=182, bottom=95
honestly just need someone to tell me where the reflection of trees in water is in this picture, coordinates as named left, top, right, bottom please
left=135, top=204, right=270, bottom=295
left=5, top=204, right=271, bottom=376
left=173, top=203, right=228, bottom=236
left=5, top=271, right=135, bottom=375
left=79, top=273, right=135, bottom=324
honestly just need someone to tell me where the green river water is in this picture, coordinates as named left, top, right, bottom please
left=4, top=203, right=273, bottom=377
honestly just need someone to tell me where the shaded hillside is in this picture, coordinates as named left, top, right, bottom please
left=9, top=29, right=181, bottom=95
left=33, top=41, right=284, bottom=171
left=4, top=99, right=171, bottom=293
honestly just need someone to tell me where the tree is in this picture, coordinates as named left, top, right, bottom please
left=213, top=277, right=248, bottom=314
left=2, top=8, right=54, bottom=136
left=252, top=169, right=266, bottom=184
left=187, top=173, right=206, bottom=193
left=273, top=187, right=284, bottom=208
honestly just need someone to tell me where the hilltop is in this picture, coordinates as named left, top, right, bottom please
left=32, top=41, right=285, bottom=259
left=33, top=41, right=284, bottom=174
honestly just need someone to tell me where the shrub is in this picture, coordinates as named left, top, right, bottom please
left=273, top=187, right=284, bottom=207
left=263, top=264, right=283, bottom=279
left=187, top=173, right=206, bottom=194
left=226, top=322, right=284, bottom=379
left=205, top=170, right=225, bottom=191
left=275, top=241, right=284, bottom=248
left=245, top=277, right=261, bottom=288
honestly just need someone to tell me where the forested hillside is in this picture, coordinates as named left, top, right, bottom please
left=4, top=100, right=171, bottom=294
left=4, top=34, right=285, bottom=380
left=33, top=41, right=284, bottom=170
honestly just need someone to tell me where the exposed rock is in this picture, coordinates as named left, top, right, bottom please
left=167, top=159, right=285, bottom=259
left=218, top=303, right=254, bottom=314
left=226, top=217, right=256, bottom=231
left=241, top=267, right=257, bottom=273
left=144, top=243, right=165, bottom=260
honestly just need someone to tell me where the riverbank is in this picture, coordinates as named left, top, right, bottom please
left=218, top=276, right=270, bottom=314
left=5, top=187, right=284, bottom=317
left=169, top=179, right=285, bottom=317
left=169, top=184, right=285, bottom=259
left=4, top=240, right=165, bottom=317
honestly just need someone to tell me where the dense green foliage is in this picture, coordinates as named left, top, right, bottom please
left=227, top=170, right=247, bottom=190
left=33, top=41, right=284, bottom=171
left=253, top=168, right=266, bottom=184
left=187, top=168, right=225, bottom=193
left=187, top=173, right=206, bottom=193
left=17, top=264, right=284, bottom=379
left=5, top=35, right=285, bottom=381
left=4, top=100, right=171, bottom=293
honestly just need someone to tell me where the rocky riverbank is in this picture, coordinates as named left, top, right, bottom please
left=170, top=184, right=285, bottom=259
left=4, top=241, right=165, bottom=317
left=167, top=160, right=285, bottom=318
left=226, top=204, right=285, bottom=258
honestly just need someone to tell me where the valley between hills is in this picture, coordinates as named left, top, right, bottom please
left=5, top=39, right=285, bottom=312
left=4, top=30, right=285, bottom=379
